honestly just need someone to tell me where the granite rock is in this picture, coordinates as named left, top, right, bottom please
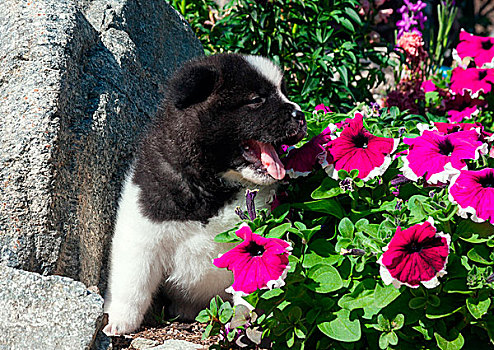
left=149, top=340, right=203, bottom=350
left=0, top=265, right=107, bottom=350
left=0, top=0, right=203, bottom=290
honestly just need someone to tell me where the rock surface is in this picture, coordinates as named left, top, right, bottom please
left=0, top=0, right=203, bottom=290
left=0, top=265, right=106, bottom=350
left=148, top=340, right=203, bottom=350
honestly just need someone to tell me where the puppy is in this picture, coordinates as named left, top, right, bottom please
left=103, top=53, right=306, bottom=335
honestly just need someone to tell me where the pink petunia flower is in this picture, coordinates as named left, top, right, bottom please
left=448, top=106, right=480, bottom=123
left=324, top=113, right=398, bottom=181
left=421, top=79, right=437, bottom=93
left=401, top=130, right=488, bottom=184
left=445, top=93, right=487, bottom=123
left=378, top=218, right=450, bottom=288
left=213, top=225, right=291, bottom=295
left=283, top=125, right=336, bottom=178
left=433, top=121, right=483, bottom=134
left=449, top=168, right=494, bottom=224
left=456, top=30, right=494, bottom=68
left=314, top=103, right=332, bottom=114
left=418, top=121, right=493, bottom=144
left=450, top=67, right=494, bottom=97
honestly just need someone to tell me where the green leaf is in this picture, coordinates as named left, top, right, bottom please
left=355, top=219, right=380, bottom=238
left=286, top=330, right=295, bottom=348
left=312, top=178, right=342, bottom=199
left=428, top=295, right=441, bottom=308
left=338, top=169, right=350, bottom=180
left=426, top=296, right=464, bottom=319
left=344, top=7, right=362, bottom=25
left=294, top=327, right=306, bottom=339
left=413, top=322, right=433, bottom=341
left=261, top=288, right=284, bottom=299
left=318, top=309, right=361, bottom=342
left=214, top=229, right=241, bottom=243
left=409, top=297, right=427, bottom=309
left=434, top=332, right=465, bottom=350
left=307, top=264, right=344, bottom=293
left=287, top=306, right=303, bottom=323
left=219, top=302, right=234, bottom=324
left=457, top=221, right=494, bottom=242
left=377, top=314, right=390, bottom=331
left=467, top=246, right=494, bottom=265
left=379, top=333, right=389, bottom=349
left=195, top=309, right=210, bottom=323
left=292, top=199, right=345, bottom=218
left=443, top=278, right=470, bottom=294
left=339, top=17, right=355, bottom=32
left=302, top=252, right=325, bottom=268
left=267, top=223, right=292, bottom=238
left=407, top=195, right=431, bottom=223
left=466, top=292, right=491, bottom=319
left=338, top=217, right=355, bottom=238
left=373, top=283, right=401, bottom=308
left=335, top=238, right=352, bottom=253
left=338, top=279, right=375, bottom=311
left=209, top=296, right=220, bottom=317
left=202, top=323, right=213, bottom=339
left=336, top=65, right=349, bottom=86
left=391, top=314, right=405, bottom=330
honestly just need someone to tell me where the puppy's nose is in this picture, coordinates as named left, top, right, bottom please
left=292, top=110, right=306, bottom=125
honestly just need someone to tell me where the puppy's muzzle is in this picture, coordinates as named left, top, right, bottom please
left=292, top=109, right=306, bottom=127
left=287, top=108, right=307, bottom=144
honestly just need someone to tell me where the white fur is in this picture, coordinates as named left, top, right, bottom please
left=104, top=168, right=275, bottom=335
left=244, top=55, right=301, bottom=112
left=245, top=55, right=283, bottom=86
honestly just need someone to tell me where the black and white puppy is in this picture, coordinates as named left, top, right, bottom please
left=103, top=53, right=306, bottom=335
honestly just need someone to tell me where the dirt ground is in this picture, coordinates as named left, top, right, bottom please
left=110, top=321, right=219, bottom=350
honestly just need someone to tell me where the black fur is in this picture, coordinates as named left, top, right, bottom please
left=132, top=53, right=306, bottom=223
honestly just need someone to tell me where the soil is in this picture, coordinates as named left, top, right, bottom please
left=110, top=321, right=219, bottom=350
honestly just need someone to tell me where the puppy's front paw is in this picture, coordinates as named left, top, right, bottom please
left=103, top=304, right=143, bottom=336
left=103, top=315, right=139, bottom=336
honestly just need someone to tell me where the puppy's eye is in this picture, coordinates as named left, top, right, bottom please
left=248, top=96, right=265, bottom=106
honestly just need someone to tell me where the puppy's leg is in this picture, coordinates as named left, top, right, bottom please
left=103, top=181, right=165, bottom=335
left=165, top=225, right=233, bottom=319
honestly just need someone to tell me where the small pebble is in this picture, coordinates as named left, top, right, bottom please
left=130, top=337, right=159, bottom=349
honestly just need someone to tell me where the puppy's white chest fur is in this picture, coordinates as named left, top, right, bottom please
left=104, top=168, right=274, bottom=335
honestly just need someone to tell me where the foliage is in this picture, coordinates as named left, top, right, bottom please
left=197, top=104, right=494, bottom=349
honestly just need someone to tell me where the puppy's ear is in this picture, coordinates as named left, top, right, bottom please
left=171, top=65, right=219, bottom=109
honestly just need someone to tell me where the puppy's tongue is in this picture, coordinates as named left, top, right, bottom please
left=259, top=142, right=285, bottom=180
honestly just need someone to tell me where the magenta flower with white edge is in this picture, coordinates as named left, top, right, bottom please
left=213, top=225, right=291, bottom=295
left=433, top=121, right=485, bottom=135
left=324, top=113, right=399, bottom=181
left=283, top=125, right=336, bottom=178
left=417, top=122, right=492, bottom=142
left=448, top=105, right=481, bottom=123
left=378, top=218, right=450, bottom=289
left=450, top=67, right=494, bottom=97
left=401, top=130, right=488, bottom=184
left=456, top=29, right=494, bottom=68
left=449, top=168, right=494, bottom=224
